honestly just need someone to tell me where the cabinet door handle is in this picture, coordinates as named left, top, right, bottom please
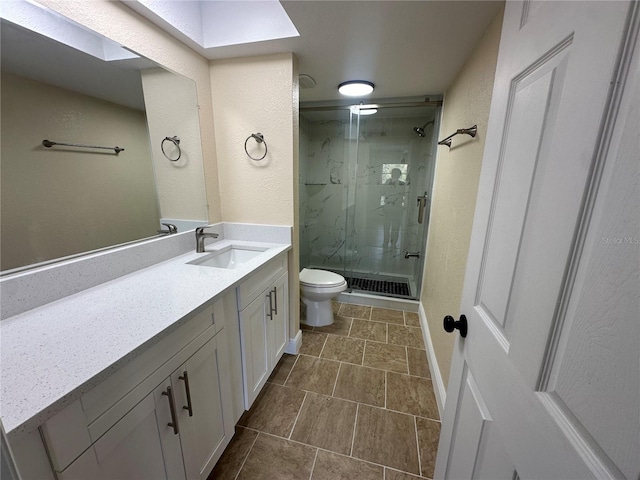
left=179, top=371, right=194, bottom=417
left=266, top=291, right=273, bottom=320
left=272, top=286, right=278, bottom=315
left=162, top=386, right=180, bottom=434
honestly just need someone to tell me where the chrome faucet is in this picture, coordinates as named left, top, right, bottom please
left=195, top=224, right=219, bottom=253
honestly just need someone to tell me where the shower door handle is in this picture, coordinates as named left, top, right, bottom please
left=417, top=192, right=428, bottom=224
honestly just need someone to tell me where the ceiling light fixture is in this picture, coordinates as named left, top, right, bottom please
left=356, top=108, right=377, bottom=116
left=338, top=80, right=374, bottom=96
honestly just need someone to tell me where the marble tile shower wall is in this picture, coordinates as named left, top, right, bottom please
left=300, top=114, right=436, bottom=279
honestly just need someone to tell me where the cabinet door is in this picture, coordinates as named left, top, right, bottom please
left=172, top=336, right=228, bottom=480
left=239, top=292, right=270, bottom=410
left=268, top=272, right=289, bottom=369
left=60, top=384, right=185, bottom=480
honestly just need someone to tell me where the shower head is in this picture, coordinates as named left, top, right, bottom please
left=413, top=119, right=435, bottom=137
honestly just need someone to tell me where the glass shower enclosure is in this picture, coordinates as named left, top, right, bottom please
left=299, top=100, right=441, bottom=300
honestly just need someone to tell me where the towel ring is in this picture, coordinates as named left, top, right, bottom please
left=244, top=133, right=268, bottom=161
left=161, top=136, right=181, bottom=161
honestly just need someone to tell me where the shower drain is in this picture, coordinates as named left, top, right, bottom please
left=346, top=276, right=410, bottom=297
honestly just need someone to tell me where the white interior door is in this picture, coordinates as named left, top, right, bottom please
left=435, top=2, right=639, bottom=479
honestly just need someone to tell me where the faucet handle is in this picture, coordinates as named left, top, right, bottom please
left=195, top=224, right=217, bottom=235
left=158, top=223, right=177, bottom=234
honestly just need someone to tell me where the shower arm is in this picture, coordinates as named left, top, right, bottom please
left=437, top=125, right=477, bottom=148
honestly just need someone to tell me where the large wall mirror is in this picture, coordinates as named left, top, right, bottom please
left=0, top=2, right=208, bottom=273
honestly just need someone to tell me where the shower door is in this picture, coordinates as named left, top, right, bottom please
left=299, top=102, right=440, bottom=299
left=345, top=104, right=439, bottom=298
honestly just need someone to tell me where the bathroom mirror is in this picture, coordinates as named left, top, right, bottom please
left=0, top=7, right=207, bottom=273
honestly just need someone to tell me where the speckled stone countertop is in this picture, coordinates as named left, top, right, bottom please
left=0, top=238, right=290, bottom=439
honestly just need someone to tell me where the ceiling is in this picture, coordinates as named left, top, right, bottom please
left=3, top=1, right=504, bottom=107
left=128, top=1, right=504, bottom=103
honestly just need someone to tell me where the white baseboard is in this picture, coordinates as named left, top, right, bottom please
left=419, top=302, right=446, bottom=418
left=285, top=329, right=302, bottom=355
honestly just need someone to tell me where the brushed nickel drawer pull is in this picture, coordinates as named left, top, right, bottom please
left=179, top=371, right=194, bottom=416
left=162, top=386, right=180, bottom=434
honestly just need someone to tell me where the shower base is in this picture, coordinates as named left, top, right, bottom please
left=345, top=275, right=410, bottom=297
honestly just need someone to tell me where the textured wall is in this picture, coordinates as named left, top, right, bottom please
left=141, top=68, right=208, bottom=222
left=37, top=0, right=221, bottom=223
left=420, top=8, right=504, bottom=387
left=209, top=53, right=298, bottom=336
left=1, top=73, right=159, bottom=270
left=209, top=53, right=295, bottom=225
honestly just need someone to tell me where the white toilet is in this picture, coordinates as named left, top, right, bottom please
left=300, top=268, right=347, bottom=327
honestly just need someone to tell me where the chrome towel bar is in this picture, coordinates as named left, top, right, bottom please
left=437, top=125, right=477, bottom=148
left=42, top=139, right=124, bottom=154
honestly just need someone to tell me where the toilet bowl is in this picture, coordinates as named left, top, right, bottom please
left=300, top=268, right=347, bottom=327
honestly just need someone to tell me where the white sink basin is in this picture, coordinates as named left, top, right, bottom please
left=188, top=245, right=268, bottom=269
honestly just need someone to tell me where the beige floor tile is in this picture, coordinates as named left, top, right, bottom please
left=385, top=468, right=423, bottom=480
left=407, top=348, right=430, bottom=378
left=333, top=363, right=385, bottom=407
left=370, top=307, right=404, bottom=325
left=321, top=335, right=365, bottom=365
left=300, top=331, right=327, bottom=356
left=268, top=354, right=297, bottom=385
left=386, top=372, right=439, bottom=419
left=403, top=311, right=420, bottom=327
left=311, top=450, right=383, bottom=480
left=352, top=405, right=420, bottom=475
left=290, top=393, right=357, bottom=455
left=285, top=355, right=340, bottom=395
left=238, top=383, right=306, bottom=437
left=338, top=304, right=371, bottom=319
left=388, top=324, right=425, bottom=349
left=207, top=427, right=258, bottom=480
left=237, top=433, right=316, bottom=480
left=363, top=342, right=408, bottom=374
left=416, top=417, right=441, bottom=478
left=349, top=319, right=387, bottom=342
left=301, top=323, right=314, bottom=330
left=332, top=301, right=342, bottom=314
left=314, top=316, right=353, bottom=336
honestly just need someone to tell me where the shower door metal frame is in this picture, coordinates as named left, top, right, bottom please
left=301, top=99, right=443, bottom=300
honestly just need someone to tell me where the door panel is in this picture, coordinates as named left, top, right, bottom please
left=239, top=294, right=269, bottom=409
left=436, top=2, right=638, bottom=479
left=174, top=336, right=227, bottom=480
left=269, top=273, right=289, bottom=366
left=60, top=389, right=184, bottom=480
left=444, top=364, right=501, bottom=480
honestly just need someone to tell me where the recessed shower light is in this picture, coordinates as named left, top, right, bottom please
left=338, top=80, right=374, bottom=96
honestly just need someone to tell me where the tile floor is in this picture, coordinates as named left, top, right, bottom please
left=209, top=302, right=441, bottom=480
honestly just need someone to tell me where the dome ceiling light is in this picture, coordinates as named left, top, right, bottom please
left=338, top=80, right=375, bottom=97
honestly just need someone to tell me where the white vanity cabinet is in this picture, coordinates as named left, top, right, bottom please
left=237, top=255, right=289, bottom=409
left=37, top=294, right=235, bottom=480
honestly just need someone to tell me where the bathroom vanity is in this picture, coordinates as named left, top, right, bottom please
left=0, top=224, right=295, bottom=480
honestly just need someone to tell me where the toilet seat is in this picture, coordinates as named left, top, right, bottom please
left=300, top=268, right=346, bottom=288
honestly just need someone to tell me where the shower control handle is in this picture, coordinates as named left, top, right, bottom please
left=417, top=192, right=428, bottom=224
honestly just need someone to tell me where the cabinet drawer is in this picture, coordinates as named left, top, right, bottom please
left=237, top=254, right=287, bottom=310
left=41, top=303, right=218, bottom=472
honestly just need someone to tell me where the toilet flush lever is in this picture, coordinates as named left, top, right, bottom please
left=417, top=192, right=428, bottom=224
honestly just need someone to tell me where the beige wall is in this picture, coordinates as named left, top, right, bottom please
left=38, top=0, right=221, bottom=223
left=1, top=73, right=160, bottom=270
left=209, top=53, right=299, bottom=337
left=420, top=8, right=504, bottom=387
left=209, top=53, right=296, bottom=225
left=141, top=69, right=208, bottom=221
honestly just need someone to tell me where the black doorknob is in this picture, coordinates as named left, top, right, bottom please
left=443, top=314, right=468, bottom=338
